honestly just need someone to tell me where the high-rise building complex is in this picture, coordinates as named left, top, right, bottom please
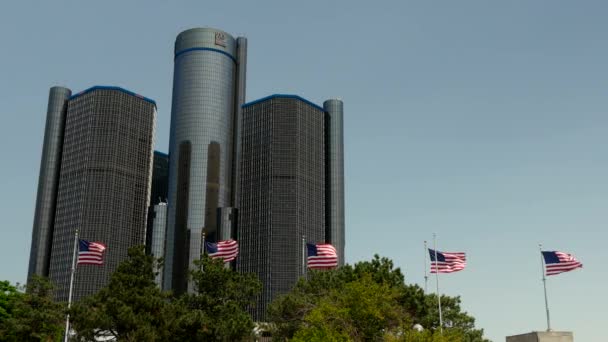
left=161, top=27, right=345, bottom=311
left=237, top=94, right=344, bottom=320
left=31, top=86, right=157, bottom=301
left=163, top=28, right=247, bottom=293
left=27, top=27, right=345, bottom=314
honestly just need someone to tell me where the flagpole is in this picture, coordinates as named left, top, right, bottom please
left=424, top=240, right=429, bottom=293
left=302, top=236, right=306, bottom=277
left=539, top=243, right=551, bottom=331
left=200, top=231, right=206, bottom=272
left=64, top=228, right=79, bottom=342
left=433, top=233, right=443, bottom=335
left=202, top=231, right=206, bottom=256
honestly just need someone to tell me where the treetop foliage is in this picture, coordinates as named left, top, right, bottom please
left=268, top=254, right=490, bottom=342
left=0, top=251, right=489, bottom=341
left=0, top=276, right=64, bottom=342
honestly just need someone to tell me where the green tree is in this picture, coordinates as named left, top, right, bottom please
left=385, top=329, right=467, bottom=342
left=0, top=280, right=23, bottom=323
left=420, top=294, right=489, bottom=342
left=268, top=255, right=415, bottom=340
left=291, top=275, right=409, bottom=341
left=0, top=276, right=64, bottom=342
left=174, top=255, right=262, bottom=341
left=268, top=255, right=489, bottom=342
left=70, top=246, right=177, bottom=341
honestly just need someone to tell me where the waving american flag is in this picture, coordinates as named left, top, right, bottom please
left=307, top=243, right=338, bottom=269
left=206, top=239, right=239, bottom=262
left=542, top=251, right=583, bottom=276
left=428, top=249, right=466, bottom=274
left=77, top=239, right=106, bottom=265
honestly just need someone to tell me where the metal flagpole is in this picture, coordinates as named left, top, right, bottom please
left=202, top=231, right=206, bottom=256
left=424, top=240, right=429, bottom=293
left=433, top=233, right=443, bottom=335
left=200, top=231, right=206, bottom=273
left=539, top=243, right=551, bottom=331
left=302, top=236, right=306, bottom=277
left=64, top=228, right=79, bottom=342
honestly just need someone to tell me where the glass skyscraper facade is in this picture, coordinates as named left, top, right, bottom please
left=146, top=151, right=169, bottom=256
left=150, top=151, right=169, bottom=205
left=164, top=28, right=247, bottom=293
left=45, top=86, right=156, bottom=301
left=237, top=95, right=328, bottom=320
left=150, top=202, right=167, bottom=287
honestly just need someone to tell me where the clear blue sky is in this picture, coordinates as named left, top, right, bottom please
left=1, top=1, right=606, bottom=341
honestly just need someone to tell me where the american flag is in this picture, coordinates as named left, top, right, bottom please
left=77, top=239, right=106, bottom=265
left=306, top=243, right=338, bottom=269
left=542, top=251, right=583, bottom=276
left=206, top=239, right=239, bottom=262
left=428, top=249, right=466, bottom=274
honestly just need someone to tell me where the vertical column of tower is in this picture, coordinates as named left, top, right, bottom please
left=231, top=37, right=247, bottom=210
left=164, top=28, right=239, bottom=293
left=28, top=86, right=71, bottom=279
left=151, top=203, right=167, bottom=287
left=145, top=151, right=169, bottom=255
left=323, top=99, right=345, bottom=265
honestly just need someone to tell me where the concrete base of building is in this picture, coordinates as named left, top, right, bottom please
left=506, top=331, right=573, bottom=342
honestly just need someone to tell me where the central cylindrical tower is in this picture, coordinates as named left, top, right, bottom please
left=164, top=28, right=246, bottom=293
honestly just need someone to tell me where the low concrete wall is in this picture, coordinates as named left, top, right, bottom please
left=506, top=331, right=573, bottom=342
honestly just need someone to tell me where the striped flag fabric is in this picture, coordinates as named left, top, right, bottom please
left=306, top=243, right=338, bottom=269
left=77, top=239, right=106, bottom=265
left=542, top=251, right=583, bottom=276
left=428, top=249, right=466, bottom=273
left=206, top=239, right=239, bottom=262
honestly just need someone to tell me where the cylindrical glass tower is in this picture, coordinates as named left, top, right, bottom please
left=28, top=86, right=71, bottom=279
left=164, top=28, right=246, bottom=293
left=324, top=99, right=345, bottom=266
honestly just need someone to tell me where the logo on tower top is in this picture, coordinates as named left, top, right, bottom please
left=215, top=32, right=226, bottom=47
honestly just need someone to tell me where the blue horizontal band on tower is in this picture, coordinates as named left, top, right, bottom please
left=242, top=94, right=324, bottom=112
left=174, top=47, right=237, bottom=63
left=69, top=86, right=157, bottom=107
